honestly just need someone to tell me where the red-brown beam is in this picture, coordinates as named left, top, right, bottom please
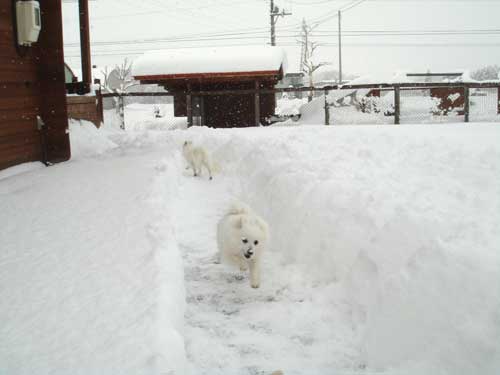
left=79, top=0, right=91, bottom=93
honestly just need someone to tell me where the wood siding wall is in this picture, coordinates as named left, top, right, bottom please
left=0, top=0, right=70, bottom=170
left=67, top=95, right=103, bottom=128
left=171, top=80, right=277, bottom=128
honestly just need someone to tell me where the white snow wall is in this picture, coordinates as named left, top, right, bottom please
left=177, top=124, right=500, bottom=374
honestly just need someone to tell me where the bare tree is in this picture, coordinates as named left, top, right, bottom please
left=100, top=66, right=111, bottom=90
left=471, top=65, right=500, bottom=81
left=104, top=58, right=137, bottom=130
left=298, top=18, right=330, bottom=101
left=114, top=58, right=136, bottom=92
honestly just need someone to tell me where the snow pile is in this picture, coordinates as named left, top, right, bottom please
left=276, top=96, right=307, bottom=116
left=3, top=114, right=500, bottom=374
left=176, top=124, right=500, bottom=374
left=103, top=104, right=187, bottom=132
left=0, top=127, right=186, bottom=374
left=346, top=71, right=411, bottom=86
left=132, top=45, right=287, bottom=78
left=0, top=162, right=45, bottom=181
left=68, top=119, right=118, bottom=159
left=297, top=94, right=326, bottom=124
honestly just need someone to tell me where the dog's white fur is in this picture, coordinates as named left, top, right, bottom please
left=182, top=141, right=214, bottom=180
left=217, top=202, right=269, bottom=288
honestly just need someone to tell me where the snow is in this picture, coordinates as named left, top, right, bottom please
left=68, top=119, right=119, bottom=159
left=276, top=96, right=307, bottom=116
left=345, top=71, right=411, bottom=86
left=132, top=46, right=287, bottom=77
left=1, top=108, right=500, bottom=374
left=0, top=162, right=45, bottom=181
left=179, top=124, right=500, bottom=374
left=103, top=103, right=188, bottom=132
left=0, top=129, right=186, bottom=374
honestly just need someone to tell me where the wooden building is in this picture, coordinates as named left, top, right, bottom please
left=0, top=0, right=92, bottom=170
left=132, top=46, right=287, bottom=128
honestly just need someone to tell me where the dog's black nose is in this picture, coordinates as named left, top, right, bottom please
left=247, top=250, right=253, bottom=255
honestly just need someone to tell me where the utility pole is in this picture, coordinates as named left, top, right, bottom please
left=336, top=0, right=367, bottom=83
left=338, top=10, right=342, bottom=84
left=270, top=0, right=292, bottom=46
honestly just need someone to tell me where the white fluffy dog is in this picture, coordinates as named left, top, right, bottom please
left=182, top=141, right=214, bottom=180
left=217, top=203, right=269, bottom=288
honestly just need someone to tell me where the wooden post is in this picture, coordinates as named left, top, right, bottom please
left=464, top=86, right=470, bottom=123
left=394, top=85, right=401, bottom=125
left=200, top=96, right=206, bottom=126
left=324, top=90, right=330, bottom=125
left=498, top=87, right=500, bottom=114
left=79, top=0, right=92, bottom=94
left=255, top=80, right=260, bottom=126
left=186, top=84, right=193, bottom=127
left=96, top=86, right=104, bottom=127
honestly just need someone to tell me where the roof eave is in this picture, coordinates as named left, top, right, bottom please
left=133, top=69, right=282, bottom=82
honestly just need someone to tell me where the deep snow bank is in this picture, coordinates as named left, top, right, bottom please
left=177, top=124, right=500, bottom=374
left=0, top=128, right=186, bottom=374
left=68, top=119, right=118, bottom=159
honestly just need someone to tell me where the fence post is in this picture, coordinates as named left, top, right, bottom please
left=498, top=87, right=500, bottom=114
left=186, top=84, right=193, bottom=127
left=394, top=85, right=401, bottom=125
left=255, top=80, right=260, bottom=126
left=464, top=85, right=470, bottom=123
left=96, top=86, right=104, bottom=128
left=324, top=89, right=330, bottom=125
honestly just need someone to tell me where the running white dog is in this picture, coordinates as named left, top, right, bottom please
left=182, top=141, right=214, bottom=180
left=216, top=203, right=269, bottom=288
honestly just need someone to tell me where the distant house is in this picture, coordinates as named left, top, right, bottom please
left=277, top=72, right=304, bottom=89
left=132, top=46, right=287, bottom=128
left=406, top=72, right=472, bottom=115
left=276, top=72, right=304, bottom=99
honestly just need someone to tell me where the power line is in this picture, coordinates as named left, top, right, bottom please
left=63, top=28, right=500, bottom=49
left=64, top=41, right=500, bottom=59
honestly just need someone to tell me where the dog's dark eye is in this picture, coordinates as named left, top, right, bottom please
left=242, top=238, right=248, bottom=244
left=254, top=240, right=259, bottom=245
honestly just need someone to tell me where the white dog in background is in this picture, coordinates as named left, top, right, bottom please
left=182, top=140, right=215, bottom=180
left=217, top=202, right=269, bottom=288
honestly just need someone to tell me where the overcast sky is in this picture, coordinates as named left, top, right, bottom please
left=62, top=0, right=500, bottom=78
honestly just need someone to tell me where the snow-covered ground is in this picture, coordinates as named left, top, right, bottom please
left=1, top=114, right=499, bottom=374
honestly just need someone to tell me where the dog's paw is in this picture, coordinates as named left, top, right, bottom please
left=239, top=265, right=248, bottom=271
left=251, top=282, right=260, bottom=289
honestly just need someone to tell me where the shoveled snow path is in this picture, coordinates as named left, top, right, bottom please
left=175, top=172, right=361, bottom=375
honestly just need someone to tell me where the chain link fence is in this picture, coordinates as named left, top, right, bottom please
left=470, top=87, right=500, bottom=122
left=101, top=83, right=499, bottom=129
left=274, top=84, right=499, bottom=126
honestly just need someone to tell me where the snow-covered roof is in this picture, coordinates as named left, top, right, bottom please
left=345, top=71, right=412, bottom=86
left=132, top=46, right=287, bottom=79
left=345, top=70, right=484, bottom=85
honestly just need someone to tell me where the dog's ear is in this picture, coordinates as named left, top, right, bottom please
left=234, top=216, right=243, bottom=229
